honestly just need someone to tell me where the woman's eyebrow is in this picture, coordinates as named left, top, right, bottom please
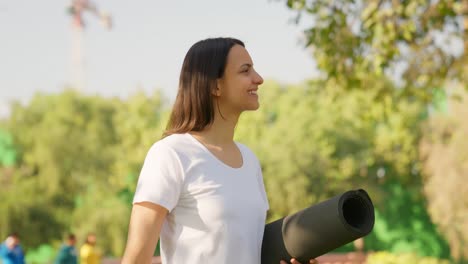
left=240, top=63, right=252, bottom=68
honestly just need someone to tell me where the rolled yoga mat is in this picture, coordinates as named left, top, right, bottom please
left=261, top=189, right=375, bottom=264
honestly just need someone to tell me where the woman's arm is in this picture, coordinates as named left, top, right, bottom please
left=121, top=202, right=168, bottom=264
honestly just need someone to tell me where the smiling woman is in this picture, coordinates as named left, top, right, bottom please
left=120, top=37, right=317, bottom=264
left=214, top=44, right=263, bottom=115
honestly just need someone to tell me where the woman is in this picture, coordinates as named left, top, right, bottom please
left=54, top=234, right=77, bottom=264
left=80, top=233, right=101, bottom=264
left=122, top=37, right=318, bottom=264
left=0, top=233, right=25, bottom=264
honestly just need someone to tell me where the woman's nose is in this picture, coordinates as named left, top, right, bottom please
left=254, top=70, right=264, bottom=85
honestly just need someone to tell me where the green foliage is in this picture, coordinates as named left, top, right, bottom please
left=367, top=251, right=450, bottom=264
left=237, top=79, right=425, bottom=220
left=365, top=181, right=450, bottom=258
left=0, top=80, right=458, bottom=259
left=284, top=0, right=467, bottom=101
left=0, top=128, right=16, bottom=166
left=25, top=244, right=55, bottom=264
left=237, top=80, right=450, bottom=258
left=0, top=89, right=166, bottom=256
left=279, top=1, right=468, bottom=259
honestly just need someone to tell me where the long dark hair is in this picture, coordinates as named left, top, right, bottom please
left=164, top=37, right=244, bottom=136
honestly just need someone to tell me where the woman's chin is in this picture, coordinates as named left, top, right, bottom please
left=246, top=103, right=260, bottom=111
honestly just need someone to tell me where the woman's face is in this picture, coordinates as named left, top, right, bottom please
left=216, top=44, right=264, bottom=115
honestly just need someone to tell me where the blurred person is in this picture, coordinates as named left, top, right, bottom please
left=121, top=37, right=318, bottom=264
left=80, top=233, right=101, bottom=264
left=0, top=233, right=25, bottom=264
left=54, top=234, right=78, bottom=264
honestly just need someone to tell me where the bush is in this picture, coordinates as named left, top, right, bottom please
left=25, top=244, right=55, bottom=264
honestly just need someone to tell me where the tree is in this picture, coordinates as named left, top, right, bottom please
left=284, top=0, right=467, bottom=101
left=236, top=80, right=451, bottom=257
left=420, top=85, right=468, bottom=262
left=237, top=79, right=425, bottom=218
left=2, top=89, right=166, bottom=256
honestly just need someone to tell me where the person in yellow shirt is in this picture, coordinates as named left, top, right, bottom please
left=80, top=233, right=101, bottom=264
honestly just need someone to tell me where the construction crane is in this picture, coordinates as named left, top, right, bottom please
left=67, top=0, right=112, bottom=91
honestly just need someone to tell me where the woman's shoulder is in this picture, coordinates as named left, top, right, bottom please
left=158, top=133, right=189, bottom=145
left=148, top=133, right=192, bottom=154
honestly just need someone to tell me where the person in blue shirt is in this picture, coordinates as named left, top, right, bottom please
left=54, top=234, right=78, bottom=264
left=0, top=233, right=25, bottom=264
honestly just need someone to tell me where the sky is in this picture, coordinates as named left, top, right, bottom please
left=0, top=0, right=318, bottom=117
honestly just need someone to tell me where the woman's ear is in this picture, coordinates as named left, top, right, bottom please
left=213, top=80, right=222, bottom=97
left=212, top=88, right=221, bottom=97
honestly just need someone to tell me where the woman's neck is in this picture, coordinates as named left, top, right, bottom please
left=191, top=112, right=239, bottom=146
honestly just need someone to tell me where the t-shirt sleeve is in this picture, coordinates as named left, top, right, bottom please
left=133, top=142, right=184, bottom=212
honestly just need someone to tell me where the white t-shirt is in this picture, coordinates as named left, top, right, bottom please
left=133, top=133, right=269, bottom=264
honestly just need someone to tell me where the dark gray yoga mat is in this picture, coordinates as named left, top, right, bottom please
left=261, top=189, right=374, bottom=264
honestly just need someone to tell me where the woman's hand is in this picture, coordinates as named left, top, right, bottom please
left=280, top=258, right=318, bottom=264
